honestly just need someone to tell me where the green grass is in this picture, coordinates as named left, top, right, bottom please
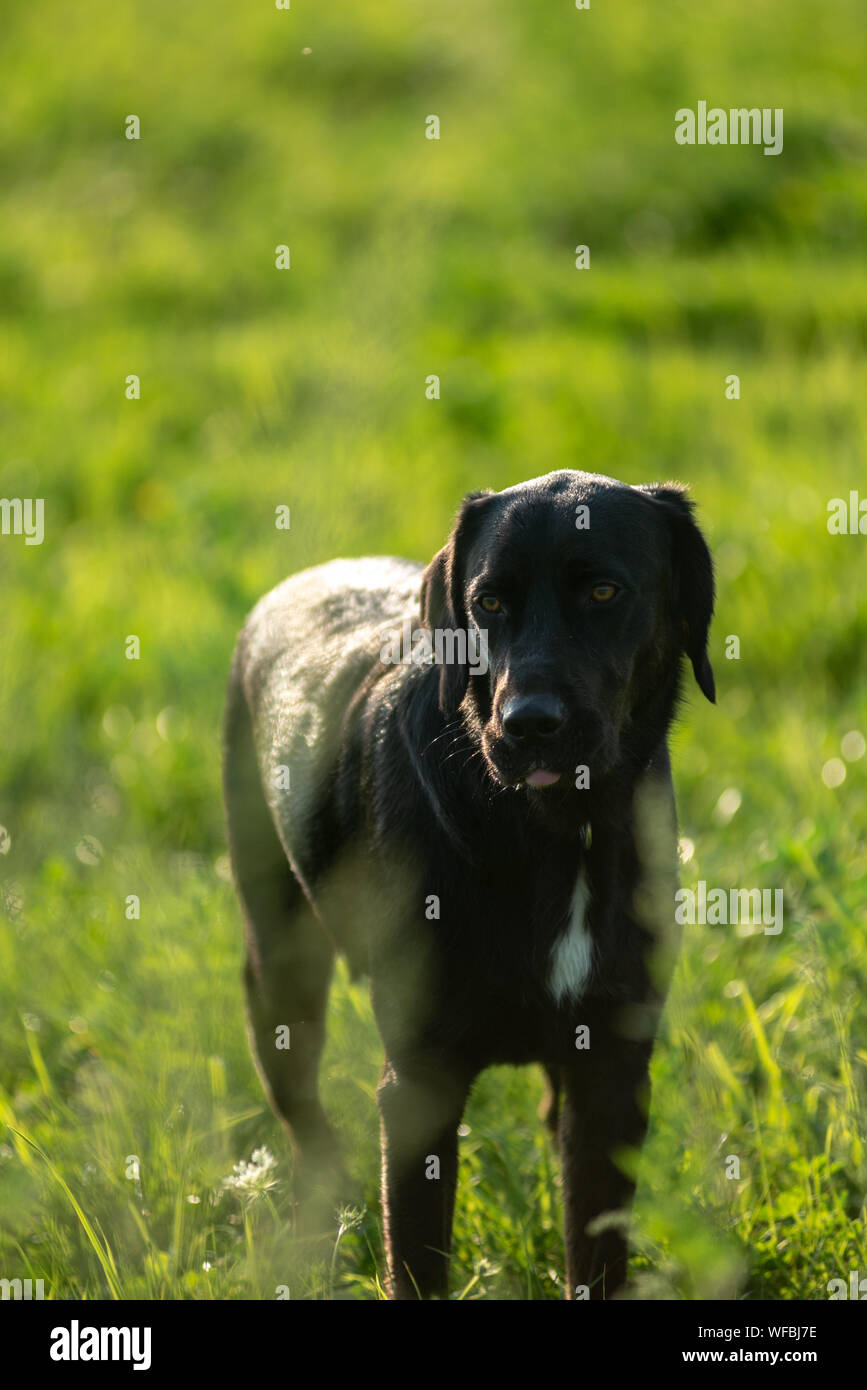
left=1, top=0, right=865, bottom=1299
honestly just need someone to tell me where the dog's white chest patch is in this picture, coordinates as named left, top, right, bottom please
left=547, top=869, right=593, bottom=1003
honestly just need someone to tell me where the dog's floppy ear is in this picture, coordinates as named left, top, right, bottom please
left=420, top=490, right=493, bottom=717
left=638, top=483, right=716, bottom=703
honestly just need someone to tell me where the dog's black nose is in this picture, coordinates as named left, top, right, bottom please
left=502, top=694, right=566, bottom=741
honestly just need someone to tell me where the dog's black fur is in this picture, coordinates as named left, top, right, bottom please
left=223, top=469, right=715, bottom=1299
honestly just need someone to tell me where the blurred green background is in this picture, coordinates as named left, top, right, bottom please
left=1, top=0, right=865, bottom=1299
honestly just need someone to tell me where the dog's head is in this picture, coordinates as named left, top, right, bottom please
left=419, top=470, right=714, bottom=802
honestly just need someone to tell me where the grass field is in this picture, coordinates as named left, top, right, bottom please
left=1, top=0, right=866, bottom=1299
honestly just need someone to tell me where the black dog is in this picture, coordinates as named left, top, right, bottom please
left=223, top=470, right=715, bottom=1299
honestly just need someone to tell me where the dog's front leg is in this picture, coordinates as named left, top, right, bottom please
left=558, top=1033, right=654, bottom=1300
left=377, top=1057, right=470, bottom=1300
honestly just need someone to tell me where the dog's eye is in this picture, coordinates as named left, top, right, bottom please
left=478, top=595, right=503, bottom=614
left=591, top=583, right=619, bottom=603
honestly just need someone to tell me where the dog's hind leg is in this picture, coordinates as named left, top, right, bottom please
left=223, top=675, right=343, bottom=1211
left=539, top=1064, right=562, bottom=1142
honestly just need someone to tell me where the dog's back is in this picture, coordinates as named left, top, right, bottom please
left=227, top=556, right=421, bottom=891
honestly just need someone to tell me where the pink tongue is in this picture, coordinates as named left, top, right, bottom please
left=525, top=768, right=561, bottom=788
